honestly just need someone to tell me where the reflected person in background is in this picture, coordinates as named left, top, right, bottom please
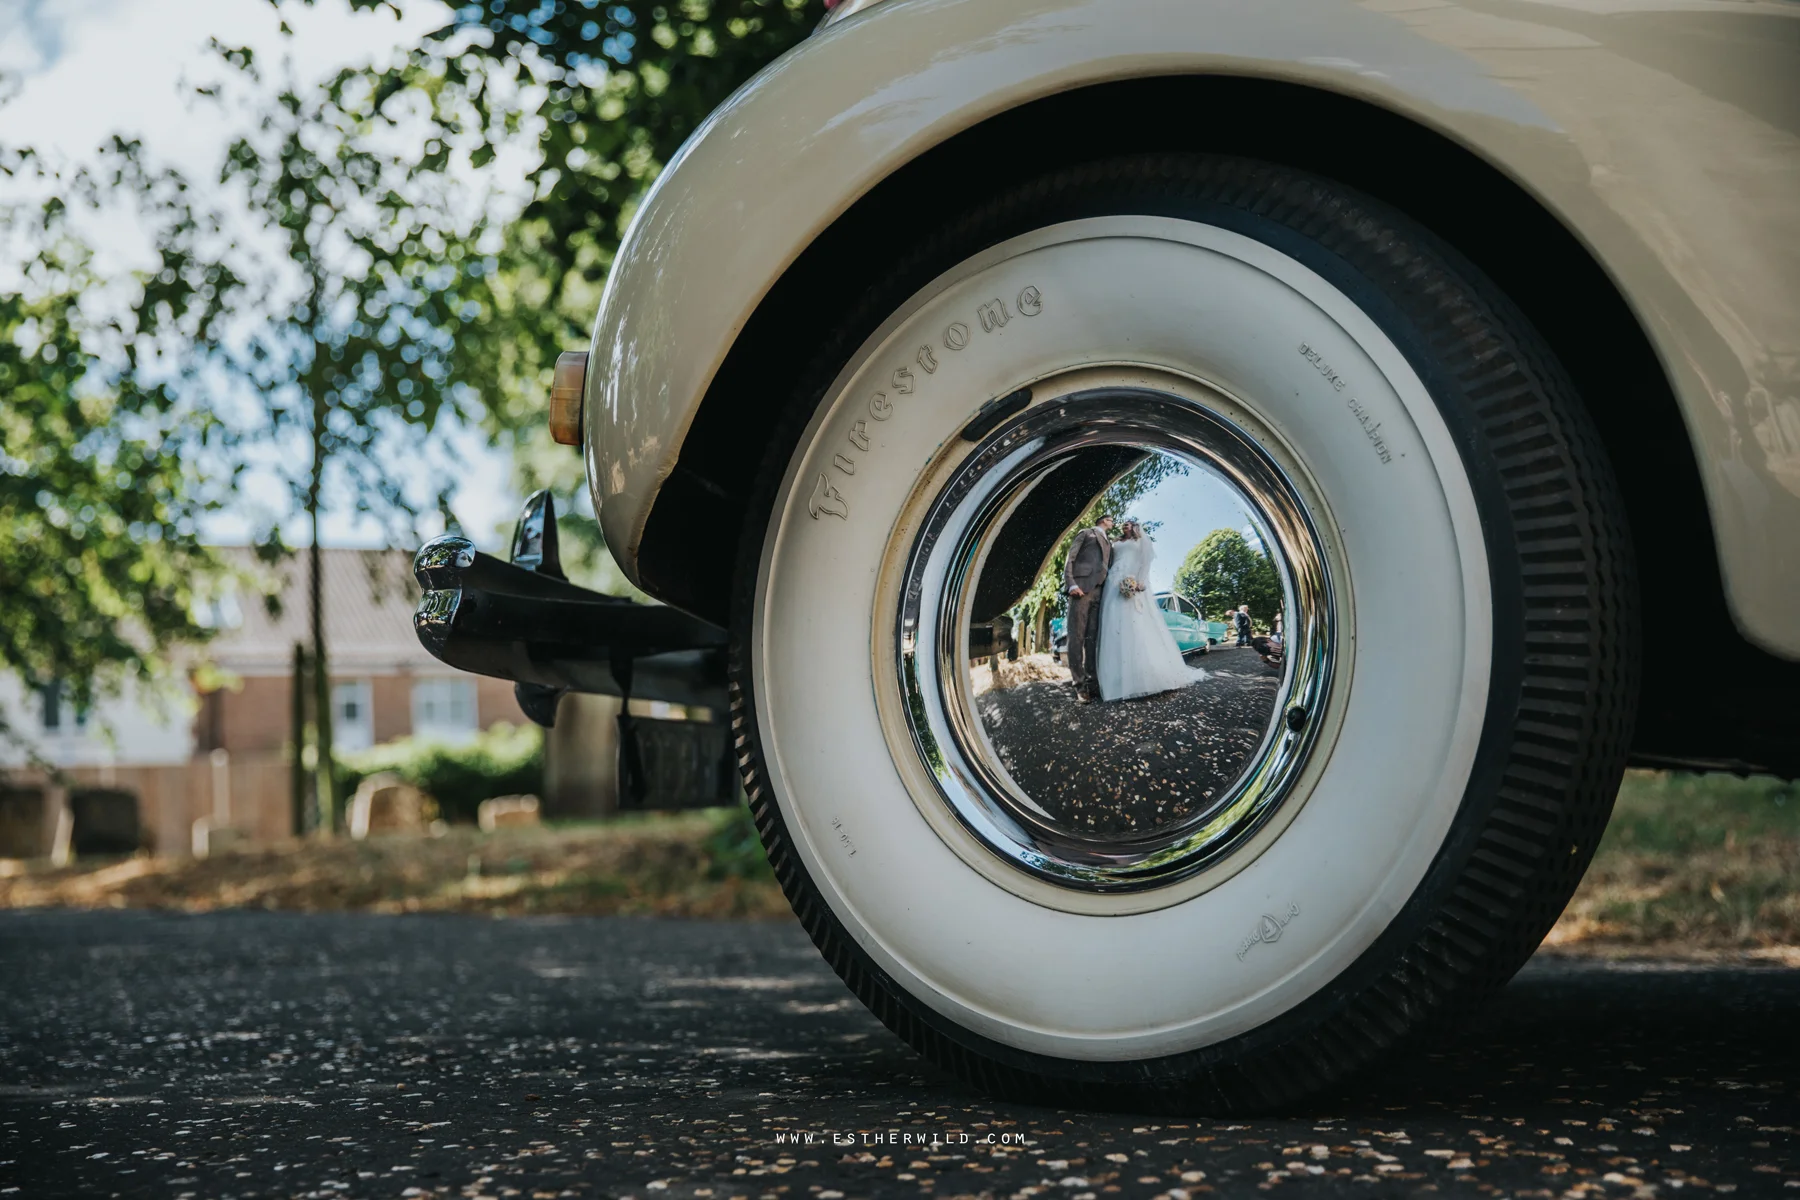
left=1063, top=514, right=1115, bottom=702
left=1097, top=520, right=1208, bottom=702
left=1252, top=611, right=1285, bottom=667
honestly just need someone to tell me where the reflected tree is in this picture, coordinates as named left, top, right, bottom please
left=1173, top=528, right=1282, bottom=626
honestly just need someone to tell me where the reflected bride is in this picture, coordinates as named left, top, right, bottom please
left=1096, top=520, right=1208, bottom=702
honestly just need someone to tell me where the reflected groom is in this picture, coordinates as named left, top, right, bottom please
left=1064, top=515, right=1114, bottom=702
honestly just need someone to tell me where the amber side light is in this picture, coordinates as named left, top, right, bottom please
left=549, top=350, right=589, bottom=446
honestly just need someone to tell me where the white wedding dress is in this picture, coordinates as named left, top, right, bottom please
left=1096, top=537, right=1208, bottom=702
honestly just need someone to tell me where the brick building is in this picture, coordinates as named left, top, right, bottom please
left=195, top=548, right=523, bottom=757
left=0, top=547, right=525, bottom=859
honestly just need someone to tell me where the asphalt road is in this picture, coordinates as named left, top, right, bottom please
left=2, top=911, right=1796, bottom=1199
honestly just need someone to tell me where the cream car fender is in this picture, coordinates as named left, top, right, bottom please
left=582, top=0, right=1800, bottom=658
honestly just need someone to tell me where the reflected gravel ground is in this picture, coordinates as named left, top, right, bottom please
left=2, top=911, right=1796, bottom=1197
left=974, top=647, right=1280, bottom=837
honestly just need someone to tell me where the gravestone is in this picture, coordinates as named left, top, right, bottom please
left=477, top=794, right=540, bottom=831
left=190, top=818, right=244, bottom=858
left=347, top=773, right=432, bottom=839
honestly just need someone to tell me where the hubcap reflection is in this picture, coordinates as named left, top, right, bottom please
left=894, top=383, right=1337, bottom=892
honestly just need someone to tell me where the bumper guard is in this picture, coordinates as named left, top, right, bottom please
left=412, top=492, right=735, bottom=810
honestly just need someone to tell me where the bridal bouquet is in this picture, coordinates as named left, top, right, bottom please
left=1118, top=575, right=1143, bottom=599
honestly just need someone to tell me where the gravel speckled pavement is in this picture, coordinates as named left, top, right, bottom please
left=3, top=911, right=1797, bottom=1198
left=976, top=647, right=1280, bottom=837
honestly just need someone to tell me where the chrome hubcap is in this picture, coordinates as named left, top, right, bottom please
left=891, top=375, right=1338, bottom=892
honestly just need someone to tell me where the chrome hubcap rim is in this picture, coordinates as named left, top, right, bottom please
left=894, top=380, right=1338, bottom=892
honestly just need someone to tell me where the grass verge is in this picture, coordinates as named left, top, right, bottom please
left=0, top=809, right=789, bottom=919
left=1544, top=769, right=1799, bottom=961
left=2, top=773, right=1796, bottom=960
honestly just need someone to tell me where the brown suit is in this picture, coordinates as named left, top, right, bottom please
left=1063, top=526, right=1113, bottom=697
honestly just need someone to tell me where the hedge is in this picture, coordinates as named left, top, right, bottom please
left=337, top=722, right=543, bottom=825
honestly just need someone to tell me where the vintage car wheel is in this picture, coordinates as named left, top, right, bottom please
left=728, top=155, right=1636, bottom=1110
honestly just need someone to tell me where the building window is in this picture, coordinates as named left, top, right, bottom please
left=411, top=677, right=478, bottom=744
left=333, top=680, right=375, bottom=752
left=194, top=581, right=244, bottom=631
left=39, top=682, right=87, bottom=734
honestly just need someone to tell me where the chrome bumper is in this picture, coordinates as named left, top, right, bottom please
left=412, top=492, right=729, bottom=726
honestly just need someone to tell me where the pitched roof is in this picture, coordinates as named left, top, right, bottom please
left=202, top=548, right=448, bottom=677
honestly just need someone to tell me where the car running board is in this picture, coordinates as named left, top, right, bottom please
left=412, top=491, right=730, bottom=727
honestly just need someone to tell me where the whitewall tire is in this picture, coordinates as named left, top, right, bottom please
left=728, top=156, right=1636, bottom=1110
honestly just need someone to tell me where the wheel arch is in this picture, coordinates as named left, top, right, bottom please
left=646, top=76, right=1699, bottom=618
left=638, top=73, right=1800, bottom=775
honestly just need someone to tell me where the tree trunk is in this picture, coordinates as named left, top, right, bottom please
left=308, top=388, right=336, bottom=836
left=290, top=640, right=310, bottom=836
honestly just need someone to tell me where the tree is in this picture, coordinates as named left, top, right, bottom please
left=336, top=0, right=828, bottom=577
left=419, top=0, right=826, bottom=355
left=189, top=45, right=517, bottom=830
left=0, top=142, right=231, bottom=769
left=1173, top=528, right=1282, bottom=627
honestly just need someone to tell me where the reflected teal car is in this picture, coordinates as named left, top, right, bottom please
left=1052, top=600, right=1212, bottom=660
left=1155, top=592, right=1211, bottom=657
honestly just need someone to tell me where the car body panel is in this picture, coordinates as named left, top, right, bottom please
left=821, top=0, right=891, bottom=24
left=1156, top=591, right=1210, bottom=655
left=1165, top=615, right=1208, bottom=656
left=584, top=0, right=1800, bottom=657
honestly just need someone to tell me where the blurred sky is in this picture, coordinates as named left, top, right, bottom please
left=1128, top=457, right=1269, bottom=597
left=0, top=0, right=521, bottom=551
